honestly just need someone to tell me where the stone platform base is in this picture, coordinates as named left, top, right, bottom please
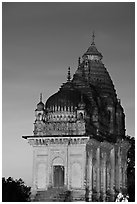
left=32, top=188, right=116, bottom=202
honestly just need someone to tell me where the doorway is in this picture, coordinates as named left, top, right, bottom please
left=53, top=165, right=64, bottom=187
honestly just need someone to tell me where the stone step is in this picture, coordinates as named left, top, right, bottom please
left=72, top=190, right=85, bottom=201
left=33, top=188, right=72, bottom=202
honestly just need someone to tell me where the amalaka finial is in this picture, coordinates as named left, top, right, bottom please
left=67, top=67, right=71, bottom=82
left=92, top=31, right=95, bottom=44
left=40, top=93, right=42, bottom=102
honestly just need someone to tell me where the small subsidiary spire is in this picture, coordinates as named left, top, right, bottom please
left=36, top=93, right=44, bottom=111
left=92, top=31, right=95, bottom=45
left=78, top=93, right=85, bottom=109
left=67, top=67, right=71, bottom=82
left=40, top=93, right=42, bottom=102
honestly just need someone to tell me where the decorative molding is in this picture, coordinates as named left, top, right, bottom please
left=27, top=136, right=89, bottom=146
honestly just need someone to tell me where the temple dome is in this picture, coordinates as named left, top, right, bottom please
left=45, top=82, right=91, bottom=112
left=46, top=88, right=82, bottom=111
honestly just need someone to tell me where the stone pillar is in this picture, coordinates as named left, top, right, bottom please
left=99, top=141, right=114, bottom=201
left=122, top=159, right=127, bottom=189
left=96, top=147, right=100, bottom=199
left=31, top=148, right=37, bottom=199
left=67, top=143, right=70, bottom=190
left=115, top=145, right=119, bottom=191
left=92, top=158, right=97, bottom=193
left=88, top=150, right=93, bottom=201
left=115, top=144, right=123, bottom=193
left=118, top=146, right=122, bottom=190
left=106, top=160, right=111, bottom=200
left=102, top=152, right=107, bottom=201
left=110, top=148, right=115, bottom=193
left=121, top=148, right=128, bottom=190
left=49, top=148, right=53, bottom=188
left=121, top=140, right=131, bottom=192
left=110, top=148, right=115, bottom=201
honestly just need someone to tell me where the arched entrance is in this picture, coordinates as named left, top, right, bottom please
left=53, top=165, right=64, bottom=187
left=52, top=157, right=65, bottom=187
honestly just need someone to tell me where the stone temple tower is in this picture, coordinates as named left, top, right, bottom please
left=23, top=33, right=130, bottom=202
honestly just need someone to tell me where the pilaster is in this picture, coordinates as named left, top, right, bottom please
left=103, top=152, right=107, bottom=195
left=87, top=150, right=93, bottom=201
left=100, top=141, right=113, bottom=201
left=120, top=140, right=131, bottom=190
left=86, top=138, right=100, bottom=200
left=110, top=148, right=115, bottom=194
left=96, top=147, right=101, bottom=198
left=100, top=151, right=107, bottom=201
left=115, top=140, right=131, bottom=192
left=31, top=148, right=37, bottom=194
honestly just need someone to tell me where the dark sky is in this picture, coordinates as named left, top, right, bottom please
left=2, top=2, right=135, bottom=185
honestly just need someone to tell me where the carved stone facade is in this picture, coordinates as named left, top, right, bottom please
left=23, top=35, right=130, bottom=201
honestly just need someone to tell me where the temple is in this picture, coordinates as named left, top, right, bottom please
left=23, top=33, right=130, bottom=202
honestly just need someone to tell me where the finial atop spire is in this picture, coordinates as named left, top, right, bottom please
left=40, top=93, right=42, bottom=102
left=92, top=31, right=95, bottom=45
left=67, top=67, right=71, bottom=82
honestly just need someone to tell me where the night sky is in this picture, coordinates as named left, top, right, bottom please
left=2, top=2, right=135, bottom=186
